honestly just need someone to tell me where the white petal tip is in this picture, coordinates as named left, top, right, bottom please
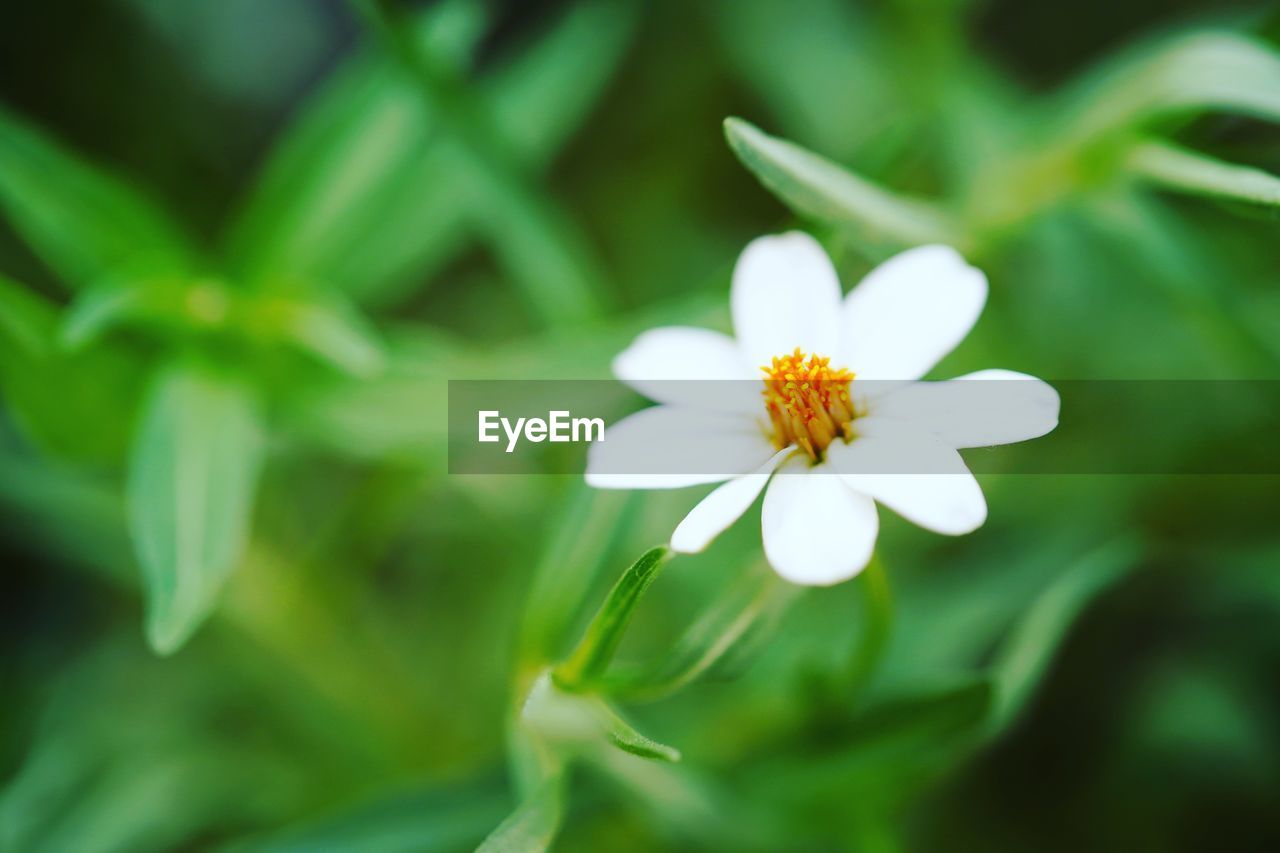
left=667, top=534, right=706, bottom=555
left=928, top=511, right=988, bottom=537
left=770, top=554, right=872, bottom=587
left=668, top=520, right=707, bottom=553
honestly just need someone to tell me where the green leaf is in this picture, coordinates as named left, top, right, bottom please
left=0, top=277, right=145, bottom=464
left=552, top=547, right=671, bottom=690
left=352, top=1, right=610, bottom=327
left=0, top=643, right=313, bottom=853
left=228, top=1, right=634, bottom=307
left=475, top=776, right=564, bottom=853
left=343, top=1, right=636, bottom=306
left=285, top=290, right=721, bottom=460
left=987, top=536, right=1142, bottom=731
left=0, top=353, right=143, bottom=465
left=751, top=678, right=994, bottom=810
left=224, top=777, right=509, bottom=853
left=604, top=568, right=796, bottom=701
left=1126, top=139, right=1280, bottom=209
left=451, top=155, right=607, bottom=326
left=604, top=714, right=681, bottom=763
left=273, top=296, right=388, bottom=378
left=959, top=34, right=1280, bottom=238
left=844, top=554, right=893, bottom=696
left=1058, top=32, right=1280, bottom=144
left=0, top=449, right=133, bottom=586
left=223, top=0, right=487, bottom=293
left=517, top=486, right=638, bottom=669
left=843, top=678, right=994, bottom=757
left=712, top=0, right=890, bottom=162
left=0, top=275, right=57, bottom=359
left=723, top=117, right=963, bottom=250
left=799, top=679, right=993, bottom=812
left=482, top=0, right=638, bottom=165
left=0, top=104, right=195, bottom=291
left=518, top=670, right=680, bottom=764
left=128, top=363, right=266, bottom=654
left=59, top=277, right=187, bottom=350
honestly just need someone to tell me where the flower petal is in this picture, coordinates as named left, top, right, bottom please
left=826, top=425, right=987, bottom=535
left=670, top=448, right=795, bottom=553
left=838, top=245, right=987, bottom=382
left=732, top=232, right=842, bottom=369
left=612, top=326, right=759, bottom=412
left=761, top=457, right=879, bottom=585
left=585, top=405, right=775, bottom=489
left=869, top=370, right=1059, bottom=448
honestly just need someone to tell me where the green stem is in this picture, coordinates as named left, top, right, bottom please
left=552, top=546, right=671, bottom=691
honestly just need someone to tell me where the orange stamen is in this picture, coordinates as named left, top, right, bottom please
left=760, top=347, right=857, bottom=461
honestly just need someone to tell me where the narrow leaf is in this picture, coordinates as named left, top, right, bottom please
left=723, top=117, right=963, bottom=249
left=553, top=547, right=671, bottom=690
left=0, top=105, right=195, bottom=291
left=0, top=277, right=145, bottom=464
left=712, top=0, right=890, bottom=162
left=128, top=363, right=266, bottom=654
left=1127, top=139, right=1280, bottom=209
left=223, top=776, right=509, bottom=853
left=275, top=297, right=388, bottom=377
left=1059, top=32, right=1280, bottom=144
left=484, top=0, right=639, bottom=164
left=229, top=1, right=633, bottom=308
left=517, top=670, right=680, bottom=764
left=59, top=277, right=186, bottom=350
left=517, top=486, right=638, bottom=668
left=475, top=776, right=564, bottom=853
left=286, top=289, right=721, bottom=459
left=353, top=1, right=608, bottom=326
left=604, top=712, right=681, bottom=763
left=338, top=1, right=636, bottom=306
left=452, top=153, right=606, bottom=326
left=752, top=679, right=994, bottom=808
left=842, top=679, right=994, bottom=757
left=844, top=553, right=893, bottom=696
left=987, top=536, right=1142, bottom=731
left=225, top=0, right=483, bottom=281
left=0, top=449, right=133, bottom=585
left=0, top=275, right=57, bottom=359
left=605, top=569, right=794, bottom=701
left=223, top=0, right=487, bottom=291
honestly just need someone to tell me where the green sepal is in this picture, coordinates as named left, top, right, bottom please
left=552, top=546, right=671, bottom=691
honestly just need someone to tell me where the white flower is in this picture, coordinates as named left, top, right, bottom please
left=586, top=232, right=1059, bottom=586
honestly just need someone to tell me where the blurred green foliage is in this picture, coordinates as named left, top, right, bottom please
left=3, top=0, right=1280, bottom=850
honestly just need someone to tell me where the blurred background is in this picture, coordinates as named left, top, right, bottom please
left=3, top=0, right=1280, bottom=850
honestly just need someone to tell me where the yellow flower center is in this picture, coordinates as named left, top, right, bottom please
left=761, top=348, right=857, bottom=461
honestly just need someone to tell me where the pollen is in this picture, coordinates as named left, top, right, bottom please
left=761, top=348, right=857, bottom=461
